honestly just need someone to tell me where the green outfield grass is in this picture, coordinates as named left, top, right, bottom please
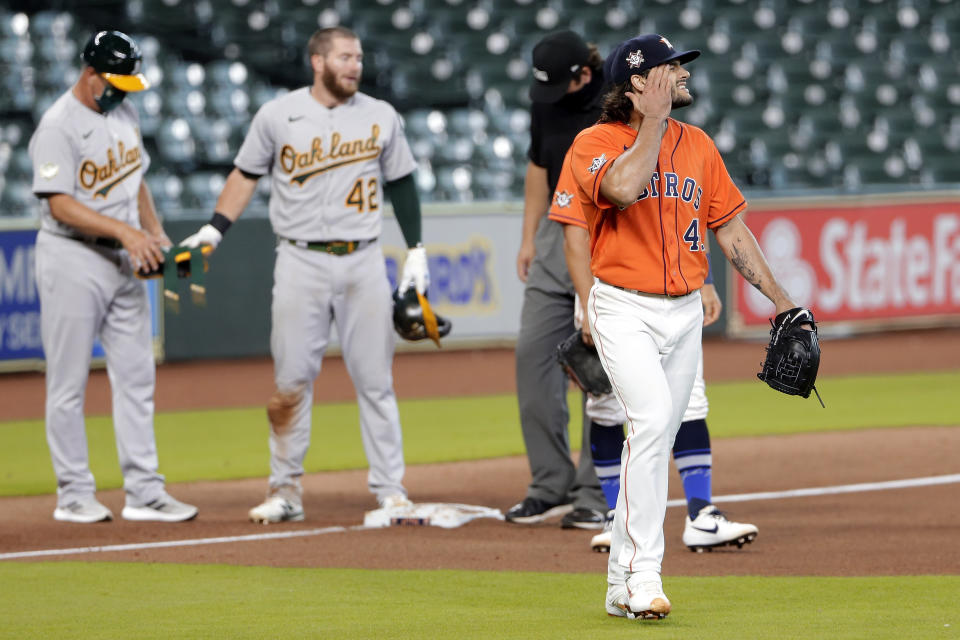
left=0, top=563, right=955, bottom=639
left=1, top=370, right=958, bottom=496
left=3, top=373, right=959, bottom=639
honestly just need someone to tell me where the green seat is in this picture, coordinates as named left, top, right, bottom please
left=813, top=32, right=860, bottom=62
left=391, top=62, right=469, bottom=108
left=845, top=153, right=895, bottom=187
left=769, top=164, right=815, bottom=190
left=784, top=7, right=831, bottom=36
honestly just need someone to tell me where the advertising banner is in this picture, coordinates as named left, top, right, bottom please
left=0, top=228, right=162, bottom=371
left=379, top=207, right=524, bottom=345
left=0, top=230, right=43, bottom=364
left=730, top=197, right=960, bottom=335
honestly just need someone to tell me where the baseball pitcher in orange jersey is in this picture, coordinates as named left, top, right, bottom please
left=564, top=34, right=799, bottom=621
left=549, top=153, right=760, bottom=558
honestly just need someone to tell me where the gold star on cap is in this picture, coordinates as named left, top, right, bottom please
left=626, top=49, right=645, bottom=68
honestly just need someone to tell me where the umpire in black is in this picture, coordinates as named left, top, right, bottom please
left=507, top=31, right=609, bottom=528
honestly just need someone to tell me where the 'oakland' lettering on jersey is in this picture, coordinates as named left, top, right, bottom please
left=281, top=124, right=383, bottom=185
left=631, top=172, right=703, bottom=210
left=78, top=141, right=143, bottom=198
left=233, top=86, right=416, bottom=241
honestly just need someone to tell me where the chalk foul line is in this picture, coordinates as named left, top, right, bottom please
left=673, top=472, right=960, bottom=507
left=0, top=525, right=362, bottom=561
left=3, top=473, right=959, bottom=561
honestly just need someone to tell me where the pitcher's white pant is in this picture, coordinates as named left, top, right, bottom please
left=586, top=354, right=708, bottom=426
left=35, top=231, right=165, bottom=506
left=575, top=293, right=707, bottom=426
left=588, top=280, right=703, bottom=581
left=267, top=240, right=405, bottom=502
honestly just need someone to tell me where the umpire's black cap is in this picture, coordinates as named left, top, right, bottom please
left=604, top=34, right=700, bottom=85
left=529, top=30, right=590, bottom=104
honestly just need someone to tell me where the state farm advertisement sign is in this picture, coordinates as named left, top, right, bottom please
left=731, top=200, right=960, bottom=333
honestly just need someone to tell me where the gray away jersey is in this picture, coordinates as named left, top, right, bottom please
left=234, top=87, right=417, bottom=241
left=29, top=90, right=150, bottom=235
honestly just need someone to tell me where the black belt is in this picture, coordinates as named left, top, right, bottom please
left=64, top=234, right=123, bottom=250
left=284, top=238, right=375, bottom=256
left=600, top=279, right=692, bottom=299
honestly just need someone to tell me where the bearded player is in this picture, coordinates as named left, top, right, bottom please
left=181, top=27, right=428, bottom=522
left=548, top=156, right=758, bottom=556
left=566, top=34, right=799, bottom=620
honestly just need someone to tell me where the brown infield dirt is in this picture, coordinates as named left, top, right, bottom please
left=1, top=328, right=959, bottom=577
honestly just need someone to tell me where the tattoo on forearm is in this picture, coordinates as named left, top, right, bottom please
left=731, top=243, right=763, bottom=291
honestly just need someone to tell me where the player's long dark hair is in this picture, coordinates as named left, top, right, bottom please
left=599, top=67, right=692, bottom=123
left=598, top=82, right=634, bottom=124
left=600, top=66, right=658, bottom=125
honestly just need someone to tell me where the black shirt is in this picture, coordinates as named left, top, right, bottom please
left=528, top=69, right=606, bottom=193
left=524, top=68, right=606, bottom=293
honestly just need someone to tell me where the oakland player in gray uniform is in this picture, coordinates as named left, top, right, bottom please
left=181, top=27, right=428, bottom=523
left=28, top=31, right=197, bottom=523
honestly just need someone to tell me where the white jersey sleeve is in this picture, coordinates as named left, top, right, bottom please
left=233, top=102, right=276, bottom=176
left=30, top=124, right=79, bottom=196
left=379, top=108, right=416, bottom=183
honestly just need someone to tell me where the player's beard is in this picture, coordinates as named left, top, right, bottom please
left=672, top=88, right=693, bottom=109
left=321, top=66, right=358, bottom=101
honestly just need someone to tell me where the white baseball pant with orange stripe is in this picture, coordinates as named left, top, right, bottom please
left=588, top=280, right=703, bottom=582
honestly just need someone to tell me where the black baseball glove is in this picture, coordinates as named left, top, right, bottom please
left=556, top=330, right=612, bottom=396
left=757, top=307, right=823, bottom=406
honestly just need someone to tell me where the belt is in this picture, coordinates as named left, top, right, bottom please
left=284, top=238, right=375, bottom=255
left=600, top=279, right=692, bottom=299
left=64, top=234, right=123, bottom=250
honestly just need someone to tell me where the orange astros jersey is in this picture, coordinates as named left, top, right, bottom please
left=548, top=151, right=588, bottom=230
left=566, top=118, right=745, bottom=295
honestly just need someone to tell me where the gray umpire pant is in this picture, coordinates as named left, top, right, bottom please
left=515, top=280, right=606, bottom=512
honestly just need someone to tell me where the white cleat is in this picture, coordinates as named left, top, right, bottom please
left=590, top=510, right=614, bottom=553
left=625, top=573, right=671, bottom=620
left=682, top=504, right=758, bottom=552
left=605, top=583, right=635, bottom=619
left=379, top=493, right=413, bottom=510
left=248, top=496, right=304, bottom=524
left=122, top=493, right=198, bottom=522
left=53, top=498, right=113, bottom=523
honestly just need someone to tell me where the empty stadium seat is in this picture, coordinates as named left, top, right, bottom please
left=3, top=0, right=960, bottom=218
left=182, top=171, right=227, bottom=209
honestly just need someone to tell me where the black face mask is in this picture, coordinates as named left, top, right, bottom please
left=94, top=81, right=127, bottom=113
left=557, top=69, right=604, bottom=111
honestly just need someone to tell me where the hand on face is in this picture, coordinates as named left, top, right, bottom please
left=625, top=62, right=692, bottom=118
left=625, top=64, right=674, bottom=121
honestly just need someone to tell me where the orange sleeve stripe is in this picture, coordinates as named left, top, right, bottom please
left=707, top=199, right=746, bottom=228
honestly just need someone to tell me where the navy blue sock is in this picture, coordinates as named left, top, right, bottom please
left=590, top=421, right=624, bottom=512
left=672, top=418, right=713, bottom=520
